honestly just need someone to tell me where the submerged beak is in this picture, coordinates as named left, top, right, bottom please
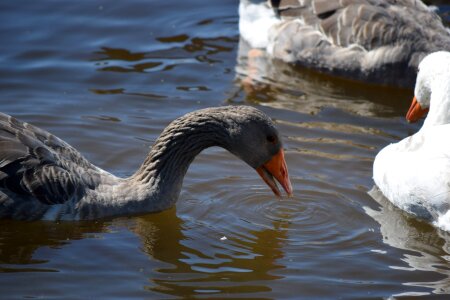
left=406, top=96, right=429, bottom=123
left=256, top=149, right=293, bottom=197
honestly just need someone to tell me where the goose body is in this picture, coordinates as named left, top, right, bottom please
left=0, top=106, right=292, bottom=221
left=373, top=52, right=450, bottom=230
left=239, top=0, right=450, bottom=87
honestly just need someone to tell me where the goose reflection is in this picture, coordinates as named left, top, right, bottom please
left=0, top=220, right=106, bottom=272
left=234, top=38, right=414, bottom=118
left=367, top=187, right=450, bottom=295
left=1, top=206, right=289, bottom=299
left=133, top=208, right=289, bottom=298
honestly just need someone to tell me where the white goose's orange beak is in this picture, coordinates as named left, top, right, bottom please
left=256, top=149, right=293, bottom=197
left=406, top=96, right=429, bottom=123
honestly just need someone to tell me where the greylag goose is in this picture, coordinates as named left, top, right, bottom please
left=0, top=106, right=292, bottom=221
left=239, top=0, right=450, bottom=87
left=373, top=51, right=450, bottom=231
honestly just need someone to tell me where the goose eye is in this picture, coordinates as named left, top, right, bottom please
left=267, top=135, right=277, bottom=144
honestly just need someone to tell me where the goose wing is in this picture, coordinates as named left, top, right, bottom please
left=0, top=113, right=97, bottom=219
left=269, top=0, right=448, bottom=74
left=272, top=0, right=443, bottom=47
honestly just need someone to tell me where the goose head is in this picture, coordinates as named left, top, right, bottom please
left=223, top=106, right=292, bottom=197
left=406, top=51, right=450, bottom=124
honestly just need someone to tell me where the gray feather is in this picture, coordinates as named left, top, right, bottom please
left=0, top=113, right=98, bottom=219
left=262, top=0, right=450, bottom=87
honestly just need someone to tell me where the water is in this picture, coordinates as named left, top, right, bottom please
left=1, top=0, right=450, bottom=298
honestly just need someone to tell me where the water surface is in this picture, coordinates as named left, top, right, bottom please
left=1, top=1, right=450, bottom=298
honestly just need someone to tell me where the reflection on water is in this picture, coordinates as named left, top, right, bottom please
left=0, top=208, right=289, bottom=298
left=0, top=220, right=105, bottom=272
left=234, top=39, right=414, bottom=118
left=134, top=210, right=288, bottom=297
left=368, top=187, right=450, bottom=296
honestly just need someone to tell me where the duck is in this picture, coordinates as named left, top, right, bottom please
left=239, top=0, right=450, bottom=87
left=373, top=51, right=450, bottom=231
left=0, top=106, right=292, bottom=221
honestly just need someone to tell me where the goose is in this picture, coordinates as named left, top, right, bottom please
left=373, top=51, right=450, bottom=231
left=239, top=0, right=450, bottom=87
left=0, top=106, right=292, bottom=221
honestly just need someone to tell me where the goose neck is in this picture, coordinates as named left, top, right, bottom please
left=422, top=80, right=450, bottom=129
left=130, top=112, right=233, bottom=204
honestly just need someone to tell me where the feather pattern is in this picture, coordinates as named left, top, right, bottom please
left=239, top=0, right=450, bottom=87
left=0, top=112, right=99, bottom=219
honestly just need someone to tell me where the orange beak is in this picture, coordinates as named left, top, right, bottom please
left=256, top=149, right=293, bottom=197
left=406, top=96, right=429, bottom=123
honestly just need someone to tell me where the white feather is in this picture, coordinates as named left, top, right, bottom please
left=373, top=51, right=450, bottom=230
left=238, top=0, right=280, bottom=49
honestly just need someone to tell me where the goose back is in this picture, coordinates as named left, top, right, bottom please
left=0, top=113, right=101, bottom=219
left=248, top=0, right=450, bottom=86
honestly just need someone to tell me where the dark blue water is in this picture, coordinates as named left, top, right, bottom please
left=1, top=1, right=450, bottom=299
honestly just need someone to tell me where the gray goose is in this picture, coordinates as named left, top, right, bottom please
left=239, top=0, right=450, bottom=87
left=0, top=106, right=292, bottom=221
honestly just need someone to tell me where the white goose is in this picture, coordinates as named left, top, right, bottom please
left=373, top=51, right=450, bottom=231
left=239, top=0, right=450, bottom=87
